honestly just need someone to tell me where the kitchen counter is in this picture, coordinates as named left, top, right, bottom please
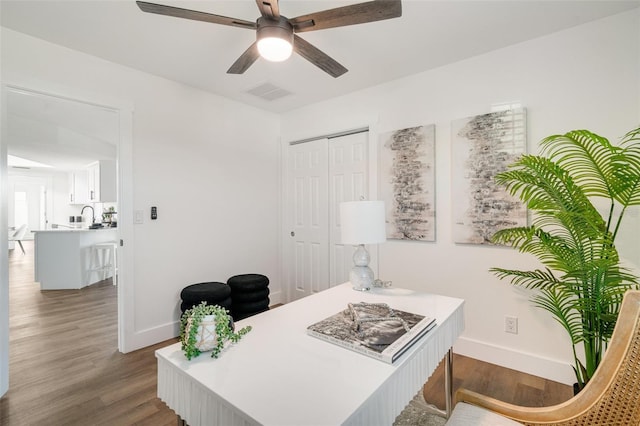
left=35, top=227, right=115, bottom=232
left=33, top=227, right=118, bottom=290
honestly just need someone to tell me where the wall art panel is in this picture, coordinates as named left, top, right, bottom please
left=378, top=125, right=436, bottom=241
left=451, top=108, right=527, bottom=244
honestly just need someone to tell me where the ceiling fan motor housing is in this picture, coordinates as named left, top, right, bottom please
left=256, top=16, right=294, bottom=45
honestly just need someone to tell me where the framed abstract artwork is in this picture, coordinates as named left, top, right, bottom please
left=378, top=125, right=436, bottom=241
left=451, top=108, right=527, bottom=245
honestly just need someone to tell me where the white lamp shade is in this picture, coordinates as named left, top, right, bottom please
left=340, top=201, right=386, bottom=245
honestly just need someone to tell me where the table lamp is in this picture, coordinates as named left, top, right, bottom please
left=340, top=200, right=386, bottom=291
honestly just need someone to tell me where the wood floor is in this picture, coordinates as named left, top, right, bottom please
left=422, top=355, right=573, bottom=412
left=1, top=240, right=572, bottom=425
left=1, top=240, right=177, bottom=425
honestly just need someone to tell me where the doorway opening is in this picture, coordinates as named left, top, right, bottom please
left=3, top=85, right=131, bottom=363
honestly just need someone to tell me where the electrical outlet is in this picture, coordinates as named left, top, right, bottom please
left=505, top=316, right=518, bottom=334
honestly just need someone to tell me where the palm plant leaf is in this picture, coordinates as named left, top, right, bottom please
left=493, top=226, right=584, bottom=273
left=490, top=266, right=561, bottom=290
left=490, top=267, right=584, bottom=346
left=531, top=287, right=583, bottom=344
left=540, top=130, right=619, bottom=200
left=614, top=128, right=640, bottom=206
left=491, top=126, right=640, bottom=386
left=494, top=156, right=607, bottom=270
left=495, top=156, right=600, bottom=219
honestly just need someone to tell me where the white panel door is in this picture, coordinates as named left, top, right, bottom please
left=288, top=139, right=329, bottom=300
left=328, top=132, right=369, bottom=287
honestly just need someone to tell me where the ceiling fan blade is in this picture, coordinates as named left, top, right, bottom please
left=227, top=42, right=261, bottom=74
left=255, top=0, right=280, bottom=19
left=293, top=35, right=347, bottom=78
left=290, top=0, right=401, bottom=33
left=136, top=1, right=256, bottom=30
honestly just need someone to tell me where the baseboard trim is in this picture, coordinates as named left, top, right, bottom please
left=269, top=290, right=282, bottom=305
left=454, top=336, right=576, bottom=386
left=124, top=321, right=179, bottom=353
left=125, top=291, right=283, bottom=353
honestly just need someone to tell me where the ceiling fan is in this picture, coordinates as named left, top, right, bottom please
left=136, top=0, right=402, bottom=78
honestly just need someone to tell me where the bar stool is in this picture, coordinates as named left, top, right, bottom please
left=87, top=241, right=118, bottom=286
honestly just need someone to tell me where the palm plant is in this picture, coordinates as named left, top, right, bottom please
left=490, top=126, right=640, bottom=390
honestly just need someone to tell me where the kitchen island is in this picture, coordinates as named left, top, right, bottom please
left=33, top=227, right=118, bottom=290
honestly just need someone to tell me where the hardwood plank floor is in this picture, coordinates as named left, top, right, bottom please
left=1, top=240, right=572, bottom=425
left=1, top=240, right=177, bottom=426
left=422, top=354, right=573, bottom=412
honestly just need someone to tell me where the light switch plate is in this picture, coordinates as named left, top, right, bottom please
left=134, top=210, right=144, bottom=224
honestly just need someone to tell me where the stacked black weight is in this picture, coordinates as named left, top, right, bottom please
left=227, top=274, right=270, bottom=321
left=180, top=282, right=232, bottom=316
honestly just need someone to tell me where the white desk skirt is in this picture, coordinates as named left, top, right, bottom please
left=157, top=283, right=465, bottom=426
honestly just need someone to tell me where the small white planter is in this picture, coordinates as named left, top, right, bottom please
left=187, top=314, right=220, bottom=352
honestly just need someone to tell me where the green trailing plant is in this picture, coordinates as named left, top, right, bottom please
left=490, top=126, right=640, bottom=390
left=180, top=302, right=252, bottom=360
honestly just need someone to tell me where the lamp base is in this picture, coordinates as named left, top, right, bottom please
left=350, top=266, right=374, bottom=291
left=350, top=244, right=374, bottom=291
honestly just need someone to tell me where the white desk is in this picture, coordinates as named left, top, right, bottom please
left=156, top=283, right=464, bottom=426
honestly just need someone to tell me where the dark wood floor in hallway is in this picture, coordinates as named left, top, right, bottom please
left=1, top=240, right=572, bottom=425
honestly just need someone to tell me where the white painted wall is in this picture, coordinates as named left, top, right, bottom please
left=1, top=6, right=638, bottom=393
left=1, top=87, right=10, bottom=397
left=1, top=28, right=282, bottom=353
left=281, top=9, right=640, bottom=385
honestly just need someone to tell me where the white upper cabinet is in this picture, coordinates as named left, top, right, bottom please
left=68, top=170, right=89, bottom=205
left=86, top=160, right=117, bottom=203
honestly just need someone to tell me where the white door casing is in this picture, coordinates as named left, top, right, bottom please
left=2, top=84, right=134, bottom=364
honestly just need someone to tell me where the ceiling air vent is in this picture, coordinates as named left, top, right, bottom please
left=246, top=82, right=292, bottom=102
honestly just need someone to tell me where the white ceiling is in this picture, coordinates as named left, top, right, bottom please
left=2, top=0, right=639, bottom=171
left=3, top=0, right=639, bottom=114
left=6, top=88, right=119, bottom=171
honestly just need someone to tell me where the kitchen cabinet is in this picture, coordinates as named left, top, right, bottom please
left=86, top=160, right=116, bottom=203
left=68, top=170, right=89, bottom=204
left=33, top=228, right=118, bottom=290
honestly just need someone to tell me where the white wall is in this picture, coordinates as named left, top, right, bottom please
left=1, top=86, right=10, bottom=397
left=281, top=9, right=640, bottom=385
left=7, top=169, right=67, bottom=230
left=2, top=6, right=638, bottom=392
left=1, top=28, right=282, bottom=352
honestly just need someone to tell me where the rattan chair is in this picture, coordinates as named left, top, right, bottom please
left=446, top=290, right=640, bottom=426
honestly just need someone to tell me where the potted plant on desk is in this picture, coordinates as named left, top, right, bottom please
left=180, top=302, right=252, bottom=360
left=490, top=126, right=640, bottom=391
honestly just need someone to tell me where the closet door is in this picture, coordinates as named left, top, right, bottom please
left=288, top=138, right=330, bottom=300
left=328, top=132, right=369, bottom=286
left=286, top=131, right=369, bottom=301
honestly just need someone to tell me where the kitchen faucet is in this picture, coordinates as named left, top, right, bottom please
left=81, top=205, right=95, bottom=224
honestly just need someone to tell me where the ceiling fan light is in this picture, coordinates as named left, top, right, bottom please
left=256, top=17, right=294, bottom=62
left=257, top=37, right=293, bottom=62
